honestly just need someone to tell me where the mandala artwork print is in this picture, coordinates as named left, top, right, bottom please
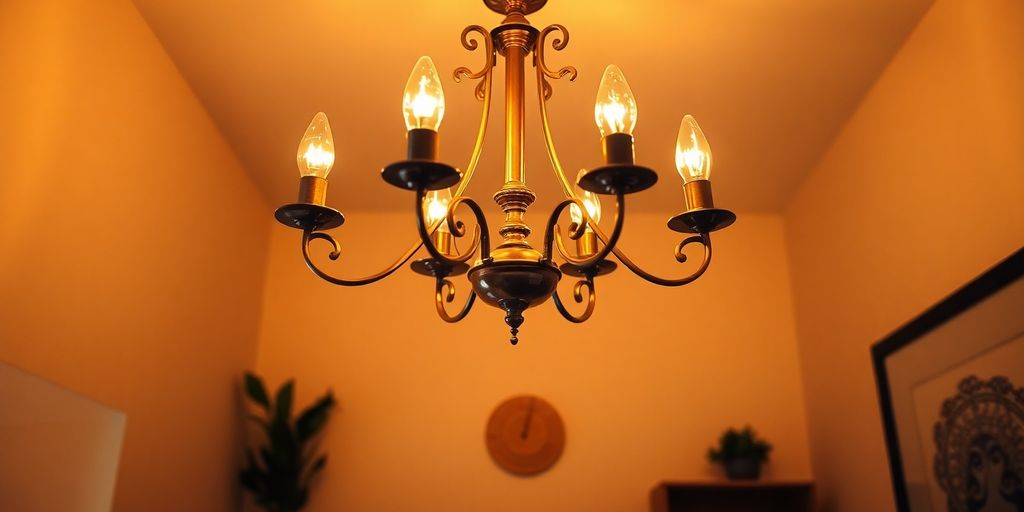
left=934, top=375, right=1024, bottom=512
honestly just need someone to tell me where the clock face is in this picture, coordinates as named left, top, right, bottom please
left=485, top=395, right=565, bottom=476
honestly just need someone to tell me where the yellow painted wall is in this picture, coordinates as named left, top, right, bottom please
left=0, top=1, right=270, bottom=510
left=783, top=0, right=1024, bottom=510
left=255, top=211, right=811, bottom=512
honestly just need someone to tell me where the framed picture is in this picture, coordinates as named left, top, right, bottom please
left=872, top=248, right=1024, bottom=512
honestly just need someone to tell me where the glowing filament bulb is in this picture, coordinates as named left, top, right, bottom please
left=402, top=56, right=445, bottom=131
left=594, top=65, right=638, bottom=137
left=295, top=112, right=335, bottom=178
left=570, top=170, right=603, bottom=227
left=423, top=188, right=452, bottom=232
left=674, top=115, right=713, bottom=183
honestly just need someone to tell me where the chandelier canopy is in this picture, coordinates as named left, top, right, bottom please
left=274, top=0, right=736, bottom=345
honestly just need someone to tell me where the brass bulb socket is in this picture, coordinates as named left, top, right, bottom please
left=407, top=128, right=439, bottom=161
left=432, top=228, right=456, bottom=257
left=683, top=179, right=715, bottom=211
left=575, top=230, right=598, bottom=258
left=602, top=133, right=635, bottom=165
left=298, top=175, right=328, bottom=205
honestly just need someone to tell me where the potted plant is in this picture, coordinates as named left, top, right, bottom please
left=707, top=426, right=772, bottom=480
left=239, top=372, right=336, bottom=512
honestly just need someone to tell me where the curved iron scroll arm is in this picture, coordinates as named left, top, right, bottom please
left=415, top=189, right=491, bottom=266
left=300, top=230, right=421, bottom=287
left=543, top=193, right=625, bottom=269
left=610, top=233, right=713, bottom=287
left=435, top=277, right=476, bottom=323
left=552, top=276, right=596, bottom=323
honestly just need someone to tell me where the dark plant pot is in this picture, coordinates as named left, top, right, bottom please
left=724, top=457, right=762, bottom=480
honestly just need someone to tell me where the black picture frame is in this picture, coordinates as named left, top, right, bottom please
left=871, top=247, right=1024, bottom=511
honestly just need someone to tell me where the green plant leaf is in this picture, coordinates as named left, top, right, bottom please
left=244, top=449, right=262, bottom=472
left=309, top=454, right=327, bottom=474
left=247, top=414, right=269, bottom=429
left=275, top=380, right=295, bottom=423
left=244, top=372, right=270, bottom=409
left=710, top=425, right=772, bottom=463
left=239, top=468, right=266, bottom=495
left=241, top=377, right=335, bottom=511
left=259, top=447, right=278, bottom=472
left=296, top=393, right=335, bottom=442
left=266, top=421, right=299, bottom=472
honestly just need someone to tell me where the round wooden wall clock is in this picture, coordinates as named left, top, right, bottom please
left=485, top=395, right=565, bottom=476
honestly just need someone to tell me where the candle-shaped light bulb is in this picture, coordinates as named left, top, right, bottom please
left=296, top=112, right=335, bottom=178
left=675, top=115, right=713, bottom=183
left=569, top=171, right=603, bottom=226
left=403, top=56, right=445, bottom=131
left=594, top=65, right=638, bottom=137
left=423, top=188, right=452, bottom=232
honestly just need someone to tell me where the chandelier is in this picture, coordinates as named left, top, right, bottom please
left=274, top=0, right=735, bottom=345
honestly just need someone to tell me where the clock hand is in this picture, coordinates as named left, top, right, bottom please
left=520, top=397, right=536, bottom=439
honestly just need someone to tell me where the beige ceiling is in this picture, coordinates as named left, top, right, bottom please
left=133, top=0, right=931, bottom=213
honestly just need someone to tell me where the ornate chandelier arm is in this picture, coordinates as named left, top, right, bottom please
left=452, top=25, right=495, bottom=199
left=543, top=193, right=625, bottom=269
left=609, top=233, right=713, bottom=287
left=293, top=39, right=489, bottom=290
left=552, top=276, right=595, bottom=323
left=300, top=230, right=423, bottom=287
left=301, top=26, right=493, bottom=289
left=415, top=189, right=492, bottom=265
left=531, top=24, right=716, bottom=286
left=435, top=277, right=477, bottom=323
left=535, top=24, right=578, bottom=199
left=297, top=193, right=489, bottom=288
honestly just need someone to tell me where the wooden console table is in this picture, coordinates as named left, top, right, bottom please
left=650, top=481, right=814, bottom=512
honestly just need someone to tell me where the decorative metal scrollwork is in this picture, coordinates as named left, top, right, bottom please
left=611, top=233, right=713, bottom=287
left=453, top=25, right=495, bottom=102
left=453, top=25, right=495, bottom=199
left=535, top=25, right=577, bottom=102
left=541, top=78, right=553, bottom=101
left=301, top=229, right=422, bottom=287
left=544, top=194, right=625, bottom=270
left=414, top=189, right=492, bottom=266
left=553, top=276, right=596, bottom=323
left=435, top=277, right=477, bottom=323
left=536, top=25, right=578, bottom=82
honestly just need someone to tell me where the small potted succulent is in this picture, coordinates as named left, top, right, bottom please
left=707, top=426, right=772, bottom=480
left=239, top=372, right=336, bottom=512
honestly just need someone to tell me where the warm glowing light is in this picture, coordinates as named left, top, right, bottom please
left=570, top=170, right=602, bottom=227
left=423, top=188, right=452, bottom=232
left=403, top=56, right=445, bottom=131
left=296, top=112, right=335, bottom=178
left=594, top=65, right=637, bottom=137
left=674, top=115, right=712, bottom=183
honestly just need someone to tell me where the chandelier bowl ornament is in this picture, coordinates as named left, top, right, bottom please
left=469, top=260, right=561, bottom=345
left=274, top=0, right=737, bottom=345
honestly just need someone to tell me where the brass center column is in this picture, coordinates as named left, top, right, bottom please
left=491, top=11, right=539, bottom=255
